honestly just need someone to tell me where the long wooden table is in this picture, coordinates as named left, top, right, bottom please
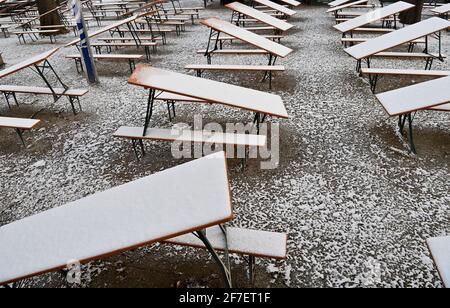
left=431, top=3, right=450, bottom=16
left=0, top=152, right=234, bottom=286
left=253, top=0, right=296, bottom=17
left=226, top=2, right=294, bottom=32
left=0, top=48, right=59, bottom=79
left=427, top=236, right=450, bottom=288
left=326, top=0, right=369, bottom=13
left=334, top=2, right=415, bottom=34
left=345, top=17, right=450, bottom=60
left=200, top=17, right=292, bottom=64
left=65, top=15, right=138, bottom=47
left=375, top=76, right=450, bottom=153
left=128, top=65, right=289, bottom=135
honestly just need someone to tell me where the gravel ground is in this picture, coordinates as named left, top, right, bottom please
left=0, top=2, right=449, bottom=288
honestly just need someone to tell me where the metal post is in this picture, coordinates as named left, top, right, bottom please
left=70, top=0, right=98, bottom=84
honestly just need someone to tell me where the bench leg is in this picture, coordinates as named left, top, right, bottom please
left=166, top=101, right=176, bottom=121
left=195, top=229, right=232, bottom=288
left=128, top=59, right=136, bottom=73
left=425, top=57, right=434, bottom=70
left=68, top=96, right=82, bottom=115
left=15, top=128, right=26, bottom=147
left=3, top=91, right=19, bottom=108
left=131, top=139, right=145, bottom=160
left=248, top=255, right=256, bottom=285
left=252, top=112, right=267, bottom=135
left=368, top=74, right=379, bottom=94
left=143, top=89, right=156, bottom=135
left=398, top=113, right=417, bottom=154
left=75, top=58, right=84, bottom=74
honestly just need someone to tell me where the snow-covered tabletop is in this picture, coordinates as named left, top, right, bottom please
left=334, top=2, right=415, bottom=33
left=200, top=17, right=293, bottom=58
left=376, top=75, right=450, bottom=116
left=0, top=48, right=59, bottom=79
left=253, top=0, right=296, bottom=16
left=0, top=151, right=233, bottom=285
left=427, top=236, right=450, bottom=288
left=128, top=65, right=289, bottom=118
left=345, top=17, right=450, bottom=60
left=224, top=2, right=294, bottom=32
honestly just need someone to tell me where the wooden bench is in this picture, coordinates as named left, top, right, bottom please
left=113, top=126, right=266, bottom=163
left=185, top=64, right=285, bottom=89
left=13, top=29, right=59, bottom=44
left=0, top=116, right=40, bottom=146
left=219, top=34, right=284, bottom=44
left=342, top=37, right=426, bottom=48
left=0, top=85, right=88, bottom=115
left=427, top=236, right=450, bottom=288
left=66, top=54, right=144, bottom=74
left=360, top=68, right=450, bottom=93
left=165, top=226, right=287, bottom=282
left=197, top=49, right=269, bottom=56
left=90, top=41, right=157, bottom=60
left=370, top=52, right=445, bottom=70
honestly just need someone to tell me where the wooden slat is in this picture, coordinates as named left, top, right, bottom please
left=185, top=64, right=285, bottom=71
left=165, top=226, right=287, bottom=259
left=0, top=116, right=40, bottom=130
left=327, top=0, right=369, bottom=13
left=113, top=127, right=267, bottom=147
left=0, top=85, right=88, bottom=96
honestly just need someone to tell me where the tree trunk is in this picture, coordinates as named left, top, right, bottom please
left=399, top=0, right=424, bottom=25
left=36, top=0, right=68, bottom=34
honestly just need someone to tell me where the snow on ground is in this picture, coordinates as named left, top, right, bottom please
left=0, top=2, right=449, bottom=288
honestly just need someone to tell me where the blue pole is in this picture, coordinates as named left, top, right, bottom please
left=70, top=0, right=98, bottom=84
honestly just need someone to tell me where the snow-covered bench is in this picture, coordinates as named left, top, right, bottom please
left=360, top=68, right=450, bottom=93
left=113, top=126, right=266, bottom=164
left=0, top=116, right=40, bottom=146
left=427, top=236, right=450, bottom=288
left=0, top=85, right=88, bottom=115
left=185, top=64, right=285, bottom=89
left=165, top=226, right=287, bottom=283
left=65, top=54, right=144, bottom=74
left=13, top=29, right=59, bottom=44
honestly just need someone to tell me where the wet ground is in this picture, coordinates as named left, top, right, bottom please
left=0, top=2, right=449, bottom=288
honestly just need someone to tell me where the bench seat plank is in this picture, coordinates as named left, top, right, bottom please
left=0, top=116, right=40, bottom=130
left=197, top=49, right=269, bottom=55
left=66, top=54, right=143, bottom=60
left=327, top=0, right=369, bottom=13
left=185, top=64, right=285, bottom=71
left=0, top=85, right=88, bottom=96
left=0, top=152, right=233, bottom=285
left=376, top=75, right=450, bottom=115
left=427, top=236, right=450, bottom=288
left=165, top=226, right=287, bottom=259
left=113, top=127, right=267, bottom=147
left=361, top=68, right=450, bottom=77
